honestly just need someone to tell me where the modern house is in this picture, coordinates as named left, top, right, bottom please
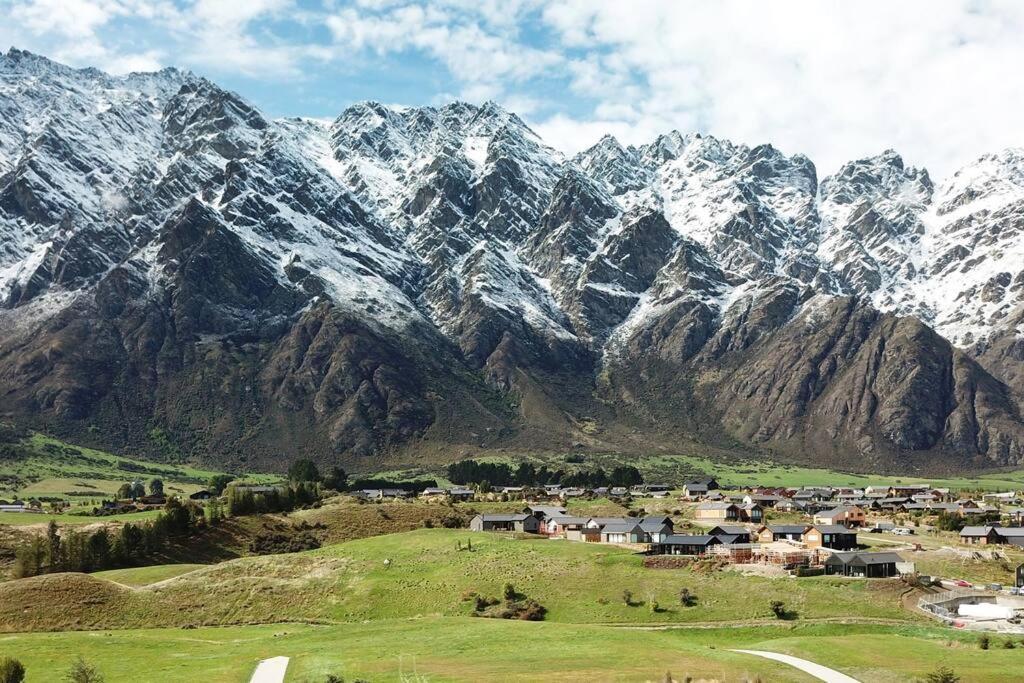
left=736, top=503, right=764, bottom=523
left=813, top=505, right=866, bottom=527
left=960, top=526, right=1024, bottom=546
left=694, top=502, right=739, bottom=522
left=824, top=551, right=903, bottom=578
left=470, top=514, right=540, bottom=533
left=707, top=525, right=751, bottom=543
left=637, top=517, right=674, bottom=542
left=649, top=534, right=722, bottom=556
left=803, top=525, right=858, bottom=550
left=600, top=522, right=645, bottom=544
left=188, top=490, right=213, bottom=501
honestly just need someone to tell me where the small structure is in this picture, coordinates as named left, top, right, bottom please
left=960, top=526, right=1002, bottom=545
left=824, top=551, right=902, bottom=578
left=637, top=517, right=674, bottom=543
left=470, top=514, right=540, bottom=533
left=527, top=505, right=568, bottom=523
left=736, top=503, right=763, bottom=523
left=755, top=525, right=807, bottom=543
left=707, top=525, right=751, bottom=543
left=545, top=515, right=589, bottom=537
left=188, top=490, right=213, bottom=501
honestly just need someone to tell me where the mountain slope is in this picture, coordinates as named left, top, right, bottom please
left=0, top=49, right=1022, bottom=472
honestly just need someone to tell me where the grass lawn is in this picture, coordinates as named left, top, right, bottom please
left=1, top=620, right=1020, bottom=682
left=92, top=564, right=206, bottom=587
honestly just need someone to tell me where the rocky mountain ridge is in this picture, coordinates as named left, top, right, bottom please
left=1, top=49, right=1022, bottom=472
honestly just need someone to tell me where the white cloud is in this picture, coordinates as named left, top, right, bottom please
left=538, top=0, right=1024, bottom=176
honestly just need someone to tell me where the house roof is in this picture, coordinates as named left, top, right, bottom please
left=766, top=525, right=809, bottom=534
left=995, top=527, right=1024, bottom=537
left=637, top=518, right=673, bottom=531
left=960, top=526, right=996, bottom=536
left=684, top=483, right=709, bottom=491
left=813, top=524, right=855, bottom=535
left=601, top=522, right=642, bottom=534
left=659, top=534, right=720, bottom=546
left=696, top=502, right=736, bottom=510
left=826, top=551, right=902, bottom=565
left=548, top=516, right=589, bottom=526
left=817, top=506, right=860, bottom=517
left=479, top=514, right=530, bottom=522
left=588, top=517, right=632, bottom=526
left=709, top=525, right=748, bottom=536
left=528, top=505, right=568, bottom=516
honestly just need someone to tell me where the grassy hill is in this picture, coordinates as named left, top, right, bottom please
left=0, top=528, right=917, bottom=632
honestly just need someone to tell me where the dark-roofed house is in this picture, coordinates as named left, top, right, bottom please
left=600, top=522, right=644, bottom=544
left=189, top=490, right=213, bottom=501
left=803, top=525, right=858, bottom=550
left=824, top=552, right=902, bottom=578
left=649, top=534, right=722, bottom=556
left=960, top=526, right=1001, bottom=545
left=682, top=482, right=709, bottom=499
left=637, top=517, right=674, bottom=542
left=527, top=505, right=568, bottom=522
left=470, top=514, right=540, bottom=533
left=707, top=525, right=751, bottom=543
left=995, top=527, right=1024, bottom=547
left=736, top=503, right=764, bottom=523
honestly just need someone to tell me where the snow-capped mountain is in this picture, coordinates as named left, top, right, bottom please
left=1, top=49, right=1022, bottom=472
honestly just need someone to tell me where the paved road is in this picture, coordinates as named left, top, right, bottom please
left=249, top=656, right=290, bottom=683
left=730, top=650, right=859, bottom=683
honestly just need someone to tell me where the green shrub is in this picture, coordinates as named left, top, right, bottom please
left=0, top=657, right=26, bottom=683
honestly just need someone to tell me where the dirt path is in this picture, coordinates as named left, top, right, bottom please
left=249, top=656, right=290, bottom=683
left=730, top=650, right=860, bottom=682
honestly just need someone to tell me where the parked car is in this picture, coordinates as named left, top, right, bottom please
left=953, top=579, right=972, bottom=588
left=868, top=527, right=883, bottom=533
left=1009, top=587, right=1021, bottom=596
left=892, top=527, right=914, bottom=535
left=987, top=583, right=1003, bottom=591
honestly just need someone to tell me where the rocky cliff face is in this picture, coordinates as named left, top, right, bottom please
left=1, top=49, right=1023, bottom=472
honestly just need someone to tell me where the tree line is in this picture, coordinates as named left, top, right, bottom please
left=446, top=460, right=643, bottom=489
left=224, top=481, right=320, bottom=516
left=13, top=499, right=213, bottom=578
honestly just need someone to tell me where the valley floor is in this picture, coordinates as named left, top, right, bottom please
left=2, top=619, right=1022, bottom=682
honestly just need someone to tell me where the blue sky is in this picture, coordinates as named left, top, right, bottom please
left=4, top=0, right=1024, bottom=176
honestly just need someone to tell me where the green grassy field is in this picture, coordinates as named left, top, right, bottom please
left=1, top=620, right=1020, bottom=682
left=0, top=529, right=918, bottom=632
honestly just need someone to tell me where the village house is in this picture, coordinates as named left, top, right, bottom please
left=803, top=525, right=858, bottom=550
left=743, top=493, right=783, bottom=508
left=681, top=482, right=708, bottom=499
left=470, top=513, right=540, bottom=533
left=736, top=503, right=763, bottom=523
left=649, top=534, right=722, bottom=556
left=600, top=521, right=645, bottom=544
left=544, top=515, right=589, bottom=537
left=448, top=487, right=475, bottom=501
left=814, top=505, right=866, bottom=527
left=188, top=490, right=213, bottom=501
left=637, top=517, right=674, bottom=542
left=706, top=525, right=751, bottom=543
left=824, top=551, right=903, bottom=578
left=960, top=526, right=1024, bottom=546
left=694, top=502, right=739, bottom=522
left=526, top=505, right=568, bottom=523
